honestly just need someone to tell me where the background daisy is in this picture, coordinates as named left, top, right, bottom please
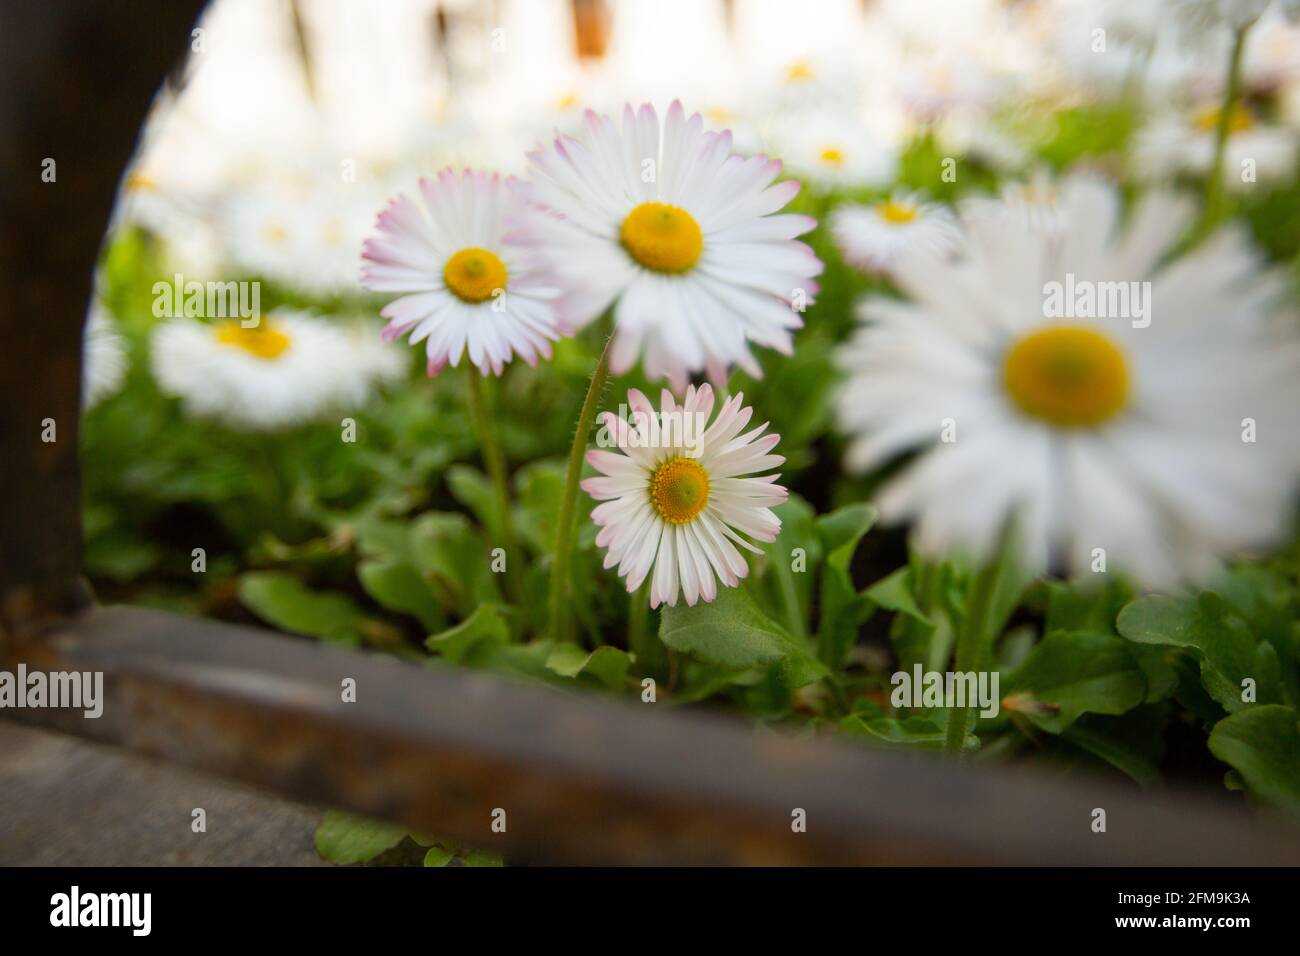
left=836, top=172, right=1300, bottom=586
left=151, top=311, right=398, bottom=430
left=831, top=191, right=961, bottom=275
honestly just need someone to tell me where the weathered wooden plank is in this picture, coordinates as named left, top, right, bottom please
left=5, top=604, right=1300, bottom=865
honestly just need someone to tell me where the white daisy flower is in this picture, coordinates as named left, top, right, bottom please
left=1134, top=101, right=1298, bottom=191
left=1172, top=0, right=1296, bottom=31
left=521, top=101, right=823, bottom=388
left=835, top=173, right=1300, bottom=587
left=83, top=301, right=127, bottom=410
left=150, top=311, right=392, bottom=430
left=961, top=169, right=1072, bottom=238
left=583, top=385, right=788, bottom=608
left=831, top=192, right=961, bottom=275
left=222, top=178, right=379, bottom=298
left=361, top=168, right=564, bottom=377
left=769, top=112, right=898, bottom=191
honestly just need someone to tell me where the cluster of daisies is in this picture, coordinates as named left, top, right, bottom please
left=355, top=93, right=1299, bottom=609
left=360, top=102, right=814, bottom=609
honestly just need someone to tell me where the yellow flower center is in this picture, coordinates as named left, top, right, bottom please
left=443, top=247, right=508, bottom=304
left=786, top=60, right=814, bottom=83
left=879, top=199, right=918, bottom=224
left=1003, top=325, right=1130, bottom=428
left=214, top=319, right=292, bottom=361
left=1192, top=102, right=1253, bottom=135
left=818, top=147, right=846, bottom=167
left=620, top=202, right=703, bottom=274
left=649, top=457, right=710, bottom=525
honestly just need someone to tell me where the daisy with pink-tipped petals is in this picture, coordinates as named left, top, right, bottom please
left=582, top=384, right=788, bottom=608
left=361, top=168, right=564, bottom=377
left=521, top=101, right=823, bottom=388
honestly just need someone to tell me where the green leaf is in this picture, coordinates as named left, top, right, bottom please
left=425, top=604, right=510, bottom=664
left=239, top=571, right=364, bottom=645
left=545, top=644, right=632, bottom=690
left=1003, top=631, right=1146, bottom=733
left=423, top=845, right=454, bottom=867
left=765, top=495, right=819, bottom=635
left=840, top=714, right=975, bottom=751
left=1044, top=579, right=1133, bottom=635
left=410, top=512, right=500, bottom=617
left=445, top=464, right=502, bottom=544
left=1117, top=593, right=1275, bottom=713
left=314, top=811, right=407, bottom=865
left=463, top=849, right=504, bottom=867
left=358, top=558, right=445, bottom=632
left=1208, top=705, right=1300, bottom=812
left=865, top=567, right=930, bottom=625
left=1061, top=707, right=1166, bottom=787
left=815, top=503, right=877, bottom=668
left=659, top=586, right=828, bottom=689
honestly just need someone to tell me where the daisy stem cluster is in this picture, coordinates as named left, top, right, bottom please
left=464, top=365, right=525, bottom=611
left=546, top=337, right=614, bottom=641
left=1201, top=21, right=1253, bottom=235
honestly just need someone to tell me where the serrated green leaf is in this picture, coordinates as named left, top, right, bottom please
left=659, top=586, right=828, bottom=689
left=1117, top=593, right=1276, bottom=713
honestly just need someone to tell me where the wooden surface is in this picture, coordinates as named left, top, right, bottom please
left=7, top=604, right=1300, bottom=866
left=0, top=722, right=326, bottom=866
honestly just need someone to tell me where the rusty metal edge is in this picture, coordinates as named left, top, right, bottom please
left=3, top=604, right=1299, bottom=865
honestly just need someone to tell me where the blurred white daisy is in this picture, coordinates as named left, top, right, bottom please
left=150, top=311, right=393, bottom=430
left=522, top=101, right=823, bottom=388
left=1173, top=0, right=1297, bottom=31
left=83, top=301, right=127, bottom=410
left=831, top=192, right=961, bottom=275
left=222, top=177, right=380, bottom=297
left=769, top=112, right=898, bottom=191
left=961, top=169, right=1072, bottom=238
left=836, top=173, right=1300, bottom=586
left=361, top=168, right=564, bottom=377
left=583, top=385, right=787, bottom=608
left=1134, top=101, right=1298, bottom=190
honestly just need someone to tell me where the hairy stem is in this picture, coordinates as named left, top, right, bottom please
left=546, top=336, right=613, bottom=641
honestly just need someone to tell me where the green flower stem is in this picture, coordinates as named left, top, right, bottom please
left=546, top=335, right=613, bottom=641
left=1200, top=22, right=1252, bottom=236
left=627, top=577, right=650, bottom=659
left=465, top=365, right=525, bottom=610
left=943, top=555, right=1002, bottom=756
